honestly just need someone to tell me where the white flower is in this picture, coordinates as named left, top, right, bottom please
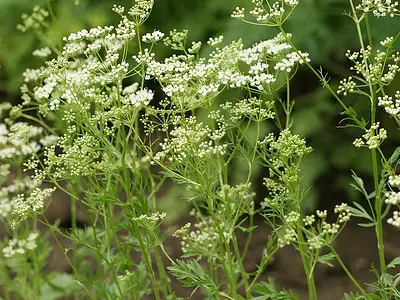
left=3, top=233, right=39, bottom=258
left=231, top=7, right=245, bottom=19
left=33, top=47, right=52, bottom=58
left=284, top=0, right=299, bottom=6
left=353, top=122, right=387, bottom=149
left=378, top=91, right=400, bottom=116
left=0, top=198, right=13, bottom=219
left=338, top=76, right=356, bottom=95
left=385, top=191, right=400, bottom=205
left=142, top=30, right=165, bottom=43
left=125, top=88, right=154, bottom=107
left=278, top=228, right=297, bottom=248
left=356, top=0, right=399, bottom=17
left=388, top=175, right=400, bottom=187
left=388, top=211, right=400, bottom=228
left=207, top=36, right=223, bottom=46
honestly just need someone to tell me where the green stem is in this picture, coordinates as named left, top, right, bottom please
left=31, top=218, right=40, bottom=300
left=153, top=245, right=173, bottom=296
left=247, top=246, right=278, bottom=292
left=330, top=246, right=368, bottom=296
left=296, top=227, right=317, bottom=300
left=348, top=0, right=386, bottom=274
left=232, top=235, right=251, bottom=298
left=219, top=292, right=236, bottom=300
left=43, top=216, right=94, bottom=299
left=277, top=26, right=363, bottom=128
left=209, top=207, right=238, bottom=297
left=372, top=148, right=386, bottom=273
left=241, top=212, right=254, bottom=261
left=133, top=224, right=161, bottom=300
left=286, top=75, right=291, bottom=129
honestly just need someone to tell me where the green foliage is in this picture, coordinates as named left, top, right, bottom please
left=168, top=260, right=220, bottom=298
left=0, top=0, right=400, bottom=299
left=252, top=278, right=299, bottom=300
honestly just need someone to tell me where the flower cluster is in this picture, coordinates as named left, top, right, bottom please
left=277, top=204, right=351, bottom=250
left=218, top=183, right=255, bottom=214
left=337, top=76, right=356, bottom=95
left=163, top=29, right=189, bottom=50
left=267, top=129, right=312, bottom=168
left=207, top=36, right=223, bottom=47
left=388, top=211, right=400, bottom=227
left=122, top=88, right=154, bottom=107
left=231, top=7, right=245, bottom=19
left=174, top=183, right=256, bottom=258
left=334, top=203, right=352, bottom=223
left=353, top=122, right=387, bottom=149
left=378, top=91, right=400, bottom=116
left=262, top=177, right=290, bottom=209
left=145, top=32, right=309, bottom=105
left=356, top=0, right=399, bottom=17
left=0, top=122, right=43, bottom=160
left=385, top=175, right=400, bottom=228
left=260, top=130, right=311, bottom=212
left=277, top=227, right=297, bottom=248
left=344, top=43, right=400, bottom=86
left=0, top=126, right=54, bottom=225
left=174, top=209, right=230, bottom=257
left=221, top=97, right=275, bottom=125
left=127, top=0, right=154, bottom=24
left=232, top=0, right=299, bottom=25
left=385, top=174, right=400, bottom=228
left=133, top=212, right=166, bottom=231
left=17, top=5, right=172, bottom=186
left=32, top=47, right=52, bottom=58
left=0, top=169, right=40, bottom=220
left=142, top=30, right=165, bottom=43
left=178, top=219, right=221, bottom=255
left=12, top=187, right=56, bottom=225
left=2, top=233, right=39, bottom=258
left=17, top=6, right=49, bottom=32
left=153, top=115, right=227, bottom=166
left=26, top=134, right=103, bottom=180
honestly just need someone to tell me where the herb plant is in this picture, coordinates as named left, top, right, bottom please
left=0, top=0, right=400, bottom=299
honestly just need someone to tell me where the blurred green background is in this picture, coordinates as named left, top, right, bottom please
left=1, top=0, right=399, bottom=215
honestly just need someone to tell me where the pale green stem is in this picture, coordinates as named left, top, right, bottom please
left=42, top=216, right=94, bottom=299
left=277, top=26, right=363, bottom=128
left=348, top=0, right=386, bottom=274
left=296, top=227, right=317, bottom=300
left=330, top=246, right=368, bottom=296
left=247, top=246, right=278, bottom=292
left=232, top=234, right=251, bottom=298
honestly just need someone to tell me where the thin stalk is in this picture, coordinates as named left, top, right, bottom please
left=247, top=246, right=278, bottom=291
left=330, top=246, right=367, bottom=296
left=296, top=227, right=317, bottom=300
left=277, top=26, right=363, bottom=128
left=232, top=235, right=251, bottom=298
left=43, top=216, right=94, bottom=299
left=209, top=207, right=238, bottom=298
left=285, top=76, right=291, bottom=129
left=20, top=113, right=57, bottom=135
left=241, top=212, right=254, bottom=261
left=372, top=147, right=386, bottom=273
left=153, top=246, right=173, bottom=296
left=133, top=224, right=161, bottom=300
left=31, top=218, right=40, bottom=300
left=102, top=202, right=124, bottom=298
left=348, top=0, right=386, bottom=273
